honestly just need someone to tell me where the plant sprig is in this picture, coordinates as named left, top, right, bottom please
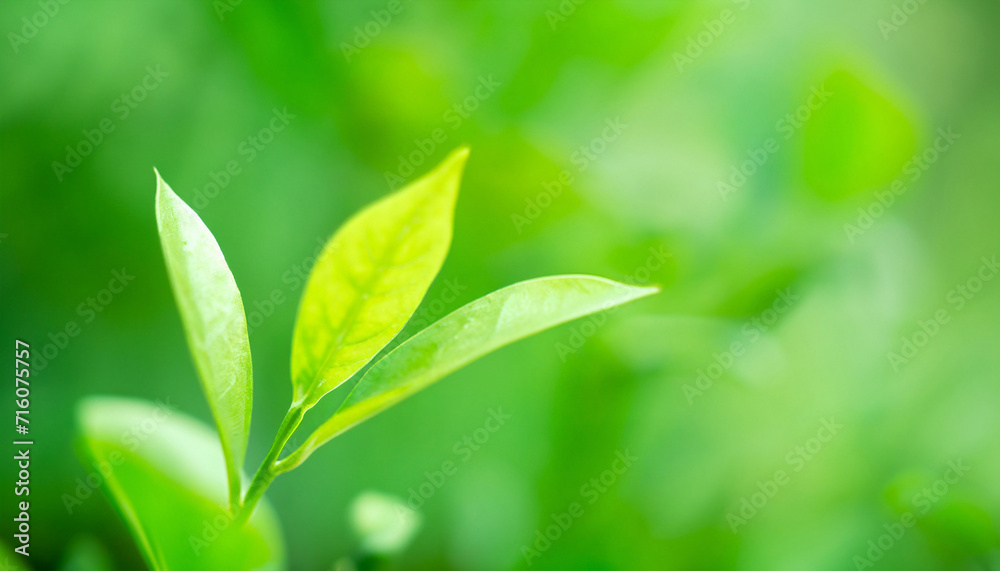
left=78, top=148, right=657, bottom=570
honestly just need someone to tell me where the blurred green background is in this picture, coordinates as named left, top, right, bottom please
left=2, top=0, right=999, bottom=569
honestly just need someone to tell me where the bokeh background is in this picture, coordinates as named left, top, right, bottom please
left=2, top=0, right=999, bottom=569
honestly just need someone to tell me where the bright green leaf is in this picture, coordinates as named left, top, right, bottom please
left=290, top=147, right=469, bottom=408
left=155, top=171, right=252, bottom=509
left=283, top=275, right=657, bottom=467
left=77, top=397, right=284, bottom=571
left=803, top=69, right=916, bottom=200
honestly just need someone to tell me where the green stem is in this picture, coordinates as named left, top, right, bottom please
left=273, top=440, right=311, bottom=475
left=235, top=404, right=305, bottom=526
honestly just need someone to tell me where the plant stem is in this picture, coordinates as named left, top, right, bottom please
left=235, top=404, right=305, bottom=526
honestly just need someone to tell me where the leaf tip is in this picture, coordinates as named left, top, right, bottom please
left=153, top=167, right=167, bottom=190
left=153, top=168, right=171, bottom=202
left=153, top=169, right=174, bottom=227
left=627, top=282, right=661, bottom=302
left=440, top=146, right=470, bottom=177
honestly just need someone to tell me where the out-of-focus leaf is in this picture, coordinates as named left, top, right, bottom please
left=284, top=276, right=658, bottom=466
left=290, top=148, right=468, bottom=408
left=77, top=397, right=284, bottom=571
left=58, top=537, right=113, bottom=571
left=919, top=502, right=1000, bottom=562
left=155, top=171, right=252, bottom=509
left=350, top=491, right=421, bottom=555
left=1, top=540, right=31, bottom=570
left=803, top=69, right=916, bottom=200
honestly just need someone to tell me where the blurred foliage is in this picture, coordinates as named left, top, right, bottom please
left=1, top=0, right=999, bottom=569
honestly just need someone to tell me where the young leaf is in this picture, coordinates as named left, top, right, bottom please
left=281, top=276, right=658, bottom=468
left=77, top=397, right=284, bottom=571
left=290, top=148, right=468, bottom=408
left=155, top=171, right=252, bottom=510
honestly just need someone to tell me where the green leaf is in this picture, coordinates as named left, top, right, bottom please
left=155, top=171, right=252, bottom=509
left=76, top=397, right=284, bottom=571
left=59, top=537, right=113, bottom=571
left=1, top=540, right=31, bottom=570
left=803, top=69, right=916, bottom=200
left=283, top=276, right=657, bottom=467
left=350, top=491, right=422, bottom=555
left=290, top=148, right=468, bottom=408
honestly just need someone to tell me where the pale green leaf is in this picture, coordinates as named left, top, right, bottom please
left=350, top=491, right=422, bottom=555
left=290, top=147, right=468, bottom=407
left=283, top=276, right=657, bottom=467
left=77, top=397, right=284, bottom=571
left=155, top=171, right=252, bottom=509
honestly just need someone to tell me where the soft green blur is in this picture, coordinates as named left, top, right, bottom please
left=1, top=0, right=998, bottom=570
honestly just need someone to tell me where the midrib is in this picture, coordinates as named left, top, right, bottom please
left=303, top=194, right=434, bottom=401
